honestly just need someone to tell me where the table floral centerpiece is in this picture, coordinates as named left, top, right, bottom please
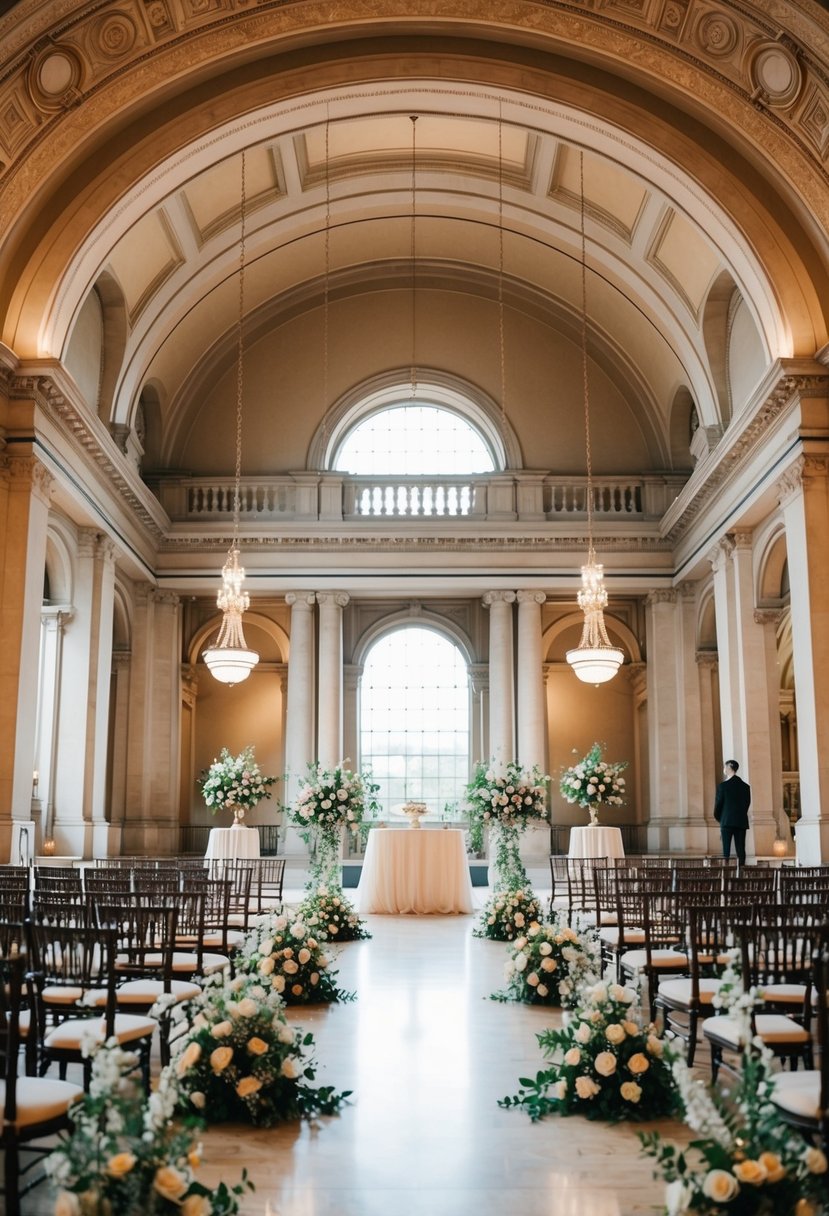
left=500, top=979, right=678, bottom=1122
left=559, top=742, right=626, bottom=826
left=199, top=745, right=276, bottom=826
left=236, top=910, right=355, bottom=1005
left=46, top=1039, right=252, bottom=1216
left=171, top=973, right=349, bottom=1126
left=290, top=760, right=379, bottom=940
left=492, top=916, right=601, bottom=1007
left=465, top=759, right=548, bottom=941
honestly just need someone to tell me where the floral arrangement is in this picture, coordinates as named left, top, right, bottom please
left=170, top=973, right=349, bottom=1127
left=559, top=743, right=626, bottom=825
left=199, top=746, right=276, bottom=816
left=465, top=760, right=548, bottom=833
left=474, top=886, right=543, bottom=943
left=292, top=761, right=379, bottom=842
left=46, top=1039, right=251, bottom=1216
left=236, top=910, right=354, bottom=1005
left=500, top=979, right=678, bottom=1122
left=492, top=916, right=601, bottom=1007
left=298, top=884, right=371, bottom=943
left=641, top=965, right=829, bottom=1216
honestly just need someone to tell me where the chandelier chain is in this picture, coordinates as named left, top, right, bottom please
left=322, top=105, right=331, bottom=463
left=233, top=146, right=247, bottom=540
left=578, top=148, right=594, bottom=560
left=410, top=114, right=418, bottom=398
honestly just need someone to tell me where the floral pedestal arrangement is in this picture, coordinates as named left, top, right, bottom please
left=560, top=742, right=627, bottom=828
left=199, top=746, right=276, bottom=825
left=402, top=801, right=428, bottom=829
left=465, top=760, right=549, bottom=942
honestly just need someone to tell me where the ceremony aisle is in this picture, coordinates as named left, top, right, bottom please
left=181, top=910, right=683, bottom=1216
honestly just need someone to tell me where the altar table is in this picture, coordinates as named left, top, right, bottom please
left=355, top=828, right=474, bottom=915
left=568, top=825, right=625, bottom=860
left=205, top=826, right=260, bottom=862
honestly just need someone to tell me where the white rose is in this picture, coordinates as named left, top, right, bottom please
left=514, top=952, right=528, bottom=972
left=538, top=942, right=552, bottom=956
left=574, top=1023, right=592, bottom=1044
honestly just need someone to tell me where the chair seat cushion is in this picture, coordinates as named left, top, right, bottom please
left=115, top=979, right=201, bottom=1005
left=45, top=1013, right=157, bottom=1050
left=770, top=1070, right=820, bottom=1120
left=0, top=1077, right=83, bottom=1130
left=657, top=977, right=722, bottom=1007
left=599, top=927, right=645, bottom=947
left=621, top=948, right=687, bottom=972
left=703, top=1013, right=810, bottom=1047
left=759, top=983, right=807, bottom=1005
left=138, top=951, right=230, bottom=975
left=177, top=931, right=245, bottom=949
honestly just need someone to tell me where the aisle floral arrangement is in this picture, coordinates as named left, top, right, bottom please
left=500, top=979, right=678, bottom=1122
left=236, top=910, right=354, bottom=1005
left=291, top=761, right=379, bottom=879
left=559, top=742, right=626, bottom=826
left=492, top=917, right=601, bottom=1007
left=170, top=973, right=349, bottom=1127
left=297, top=883, right=371, bottom=943
left=199, top=745, right=276, bottom=820
left=466, top=759, right=548, bottom=942
left=641, top=970, right=829, bottom=1216
left=46, top=1039, right=251, bottom=1215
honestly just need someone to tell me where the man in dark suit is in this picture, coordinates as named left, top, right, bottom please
left=714, top=759, right=751, bottom=864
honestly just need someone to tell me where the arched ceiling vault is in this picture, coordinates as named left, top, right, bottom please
left=0, top=5, right=827, bottom=475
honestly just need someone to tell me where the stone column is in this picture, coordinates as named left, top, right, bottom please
left=779, top=456, right=829, bottom=862
left=483, top=591, right=515, bottom=761
left=284, top=593, right=316, bottom=799
left=696, top=651, right=722, bottom=853
left=108, top=649, right=132, bottom=844
left=0, top=455, right=54, bottom=861
left=710, top=538, right=743, bottom=762
left=516, top=591, right=546, bottom=767
left=34, top=608, right=72, bottom=847
left=317, top=592, right=350, bottom=769
left=644, top=591, right=682, bottom=851
left=343, top=664, right=362, bottom=776
left=675, top=583, right=709, bottom=850
left=469, top=664, right=489, bottom=768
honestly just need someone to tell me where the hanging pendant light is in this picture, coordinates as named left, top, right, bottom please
left=409, top=114, right=418, bottom=399
left=566, top=150, right=624, bottom=686
left=203, top=148, right=259, bottom=685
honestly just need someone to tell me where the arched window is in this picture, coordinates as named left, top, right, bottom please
left=334, top=404, right=496, bottom=475
left=360, top=626, right=470, bottom=818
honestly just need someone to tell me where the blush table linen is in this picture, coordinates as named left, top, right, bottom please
left=568, top=824, right=625, bottom=860
left=205, top=825, right=261, bottom=862
left=355, top=828, right=474, bottom=915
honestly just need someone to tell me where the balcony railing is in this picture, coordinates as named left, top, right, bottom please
left=158, top=471, right=686, bottom=524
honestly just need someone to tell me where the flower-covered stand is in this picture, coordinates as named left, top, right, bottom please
left=560, top=742, right=627, bottom=828
left=199, top=746, right=276, bottom=826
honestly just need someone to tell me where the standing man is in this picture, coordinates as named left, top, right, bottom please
left=714, top=760, right=751, bottom=864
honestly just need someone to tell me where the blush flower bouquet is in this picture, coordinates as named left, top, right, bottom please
left=236, top=910, right=354, bottom=1005
left=171, top=973, right=349, bottom=1127
left=500, top=980, right=678, bottom=1122
left=559, top=742, right=626, bottom=826
left=493, top=916, right=601, bottom=1007
left=199, top=746, right=276, bottom=823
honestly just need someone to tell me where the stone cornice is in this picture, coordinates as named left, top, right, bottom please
left=0, top=0, right=828, bottom=232
left=162, top=531, right=672, bottom=553
left=663, top=362, right=829, bottom=546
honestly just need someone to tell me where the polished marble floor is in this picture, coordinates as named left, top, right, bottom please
left=28, top=892, right=692, bottom=1216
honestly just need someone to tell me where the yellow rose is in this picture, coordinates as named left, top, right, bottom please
left=154, top=1165, right=189, bottom=1202
left=622, top=1020, right=639, bottom=1036
left=106, top=1152, right=136, bottom=1177
left=646, top=1034, right=663, bottom=1057
left=283, top=959, right=299, bottom=975
left=236, top=1075, right=263, bottom=1098
left=537, top=983, right=549, bottom=997
left=272, top=975, right=286, bottom=993
left=733, top=1159, right=768, bottom=1186
left=282, top=947, right=294, bottom=959
left=594, top=1051, right=617, bottom=1077
left=310, top=972, right=320, bottom=985
left=564, top=1047, right=581, bottom=1066
left=247, top=1036, right=269, bottom=1056
left=210, top=1021, right=233, bottom=1039
left=804, top=1147, right=828, bottom=1175
left=758, top=1152, right=785, bottom=1183
left=190, top=1091, right=206, bottom=1110
left=702, top=1169, right=740, bottom=1202
left=291, top=983, right=303, bottom=996
left=182, top=1195, right=212, bottom=1216
left=210, top=1046, right=234, bottom=1072
left=297, top=948, right=311, bottom=965
left=619, top=1081, right=641, bottom=1103
left=526, top=972, right=539, bottom=987
left=176, top=1041, right=202, bottom=1075
left=541, top=958, right=557, bottom=972
left=605, top=1024, right=625, bottom=1045
left=280, top=1058, right=299, bottom=1079
left=627, top=1053, right=650, bottom=1075
left=258, top=956, right=275, bottom=976
left=236, top=997, right=258, bottom=1018
left=795, top=1201, right=818, bottom=1216
left=574, top=1075, right=600, bottom=1099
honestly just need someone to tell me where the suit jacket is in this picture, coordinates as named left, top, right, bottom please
left=714, top=775, right=751, bottom=828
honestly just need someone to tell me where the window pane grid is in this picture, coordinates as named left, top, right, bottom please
left=360, top=627, right=470, bottom=818
left=336, top=405, right=494, bottom=475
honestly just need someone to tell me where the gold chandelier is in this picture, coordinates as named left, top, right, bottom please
left=203, top=148, right=259, bottom=686
left=565, top=150, right=624, bottom=686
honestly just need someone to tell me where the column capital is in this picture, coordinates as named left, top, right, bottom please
left=112, top=649, right=132, bottom=670
left=483, top=590, right=516, bottom=607
left=344, top=663, right=363, bottom=692
left=285, top=592, right=316, bottom=610
left=645, top=589, right=677, bottom=607
left=776, top=457, right=804, bottom=506
left=516, top=590, right=546, bottom=606
left=468, top=663, right=489, bottom=694
left=676, top=580, right=698, bottom=602
left=76, top=526, right=100, bottom=559
left=624, top=660, right=647, bottom=695
left=695, top=649, right=719, bottom=668
left=7, top=454, right=54, bottom=504
left=754, top=608, right=783, bottom=627
left=708, top=537, right=734, bottom=571
left=151, top=589, right=180, bottom=608
left=41, top=606, right=73, bottom=632
left=316, top=592, right=350, bottom=610
left=730, top=529, right=754, bottom=551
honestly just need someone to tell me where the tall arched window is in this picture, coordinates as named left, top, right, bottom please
left=334, top=404, right=497, bottom=475
left=360, top=626, right=470, bottom=817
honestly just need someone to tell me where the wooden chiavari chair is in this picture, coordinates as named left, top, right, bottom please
left=770, top=925, right=829, bottom=1151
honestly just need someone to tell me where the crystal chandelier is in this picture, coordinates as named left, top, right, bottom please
left=203, top=148, right=259, bottom=685
left=566, top=151, right=624, bottom=686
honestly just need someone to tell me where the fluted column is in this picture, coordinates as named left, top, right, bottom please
left=317, top=592, right=349, bottom=769
left=469, top=664, right=489, bottom=769
left=516, top=591, right=546, bottom=767
left=710, top=538, right=742, bottom=761
left=284, top=593, right=316, bottom=804
left=779, top=456, right=829, bottom=861
left=35, top=608, right=72, bottom=847
left=483, top=591, right=515, bottom=761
